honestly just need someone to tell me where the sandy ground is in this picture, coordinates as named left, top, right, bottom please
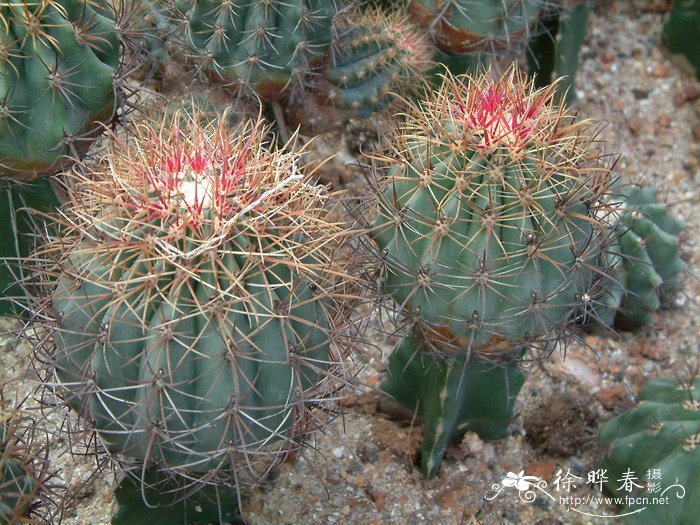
left=2, top=0, right=700, bottom=523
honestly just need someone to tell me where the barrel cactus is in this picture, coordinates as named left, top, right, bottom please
left=168, top=0, right=345, bottom=101
left=32, top=106, right=360, bottom=491
left=287, top=9, right=433, bottom=131
left=597, top=186, right=686, bottom=329
left=407, top=0, right=543, bottom=55
left=322, top=10, right=433, bottom=117
left=372, top=66, right=614, bottom=477
left=598, top=375, right=700, bottom=524
left=0, top=0, right=123, bottom=180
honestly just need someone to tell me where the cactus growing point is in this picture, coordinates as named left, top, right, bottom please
left=30, top=106, right=361, bottom=494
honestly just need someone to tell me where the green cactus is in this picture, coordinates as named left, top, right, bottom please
left=288, top=9, right=433, bottom=131
left=169, top=0, right=344, bottom=101
left=32, top=108, right=359, bottom=493
left=0, top=0, right=122, bottom=180
left=372, top=67, right=613, bottom=477
left=111, top=470, right=243, bottom=525
left=407, top=0, right=543, bottom=55
left=372, top=67, right=611, bottom=355
left=321, top=10, right=433, bottom=117
left=663, top=0, right=700, bottom=80
left=527, top=0, right=592, bottom=104
left=597, top=186, right=686, bottom=328
left=598, top=375, right=700, bottom=524
left=0, top=178, right=60, bottom=316
left=381, top=328, right=525, bottom=478
left=0, top=426, right=35, bottom=523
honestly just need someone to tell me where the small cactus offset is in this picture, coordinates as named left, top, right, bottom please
left=322, top=10, right=433, bottom=118
left=169, top=0, right=344, bottom=101
left=0, top=0, right=123, bottom=180
left=287, top=9, right=434, bottom=132
left=598, top=375, right=700, bottom=524
left=597, top=186, right=687, bottom=329
left=30, top=106, right=361, bottom=499
left=372, top=66, right=614, bottom=477
left=407, top=0, right=543, bottom=55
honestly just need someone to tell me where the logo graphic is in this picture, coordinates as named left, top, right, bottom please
left=485, top=468, right=686, bottom=519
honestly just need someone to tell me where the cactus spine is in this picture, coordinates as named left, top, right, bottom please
left=32, top=107, right=359, bottom=492
left=372, top=66, right=613, bottom=477
left=0, top=0, right=122, bottom=180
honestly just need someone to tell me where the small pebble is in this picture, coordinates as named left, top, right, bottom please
left=651, top=63, right=669, bottom=77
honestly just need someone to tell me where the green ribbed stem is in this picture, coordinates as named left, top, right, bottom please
left=0, top=0, right=119, bottom=180
left=111, top=470, right=244, bottom=525
left=173, top=0, right=342, bottom=100
left=381, top=329, right=525, bottom=478
left=597, top=186, right=686, bottom=328
left=54, top=218, right=331, bottom=473
left=0, top=178, right=60, bottom=316
left=599, top=376, right=700, bottom=524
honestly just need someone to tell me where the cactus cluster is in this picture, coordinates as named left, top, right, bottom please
left=599, top=375, right=700, bottom=524
left=597, top=186, right=686, bottom=329
left=0, top=0, right=123, bottom=180
left=32, top=107, right=359, bottom=490
left=0, top=0, right=691, bottom=519
left=372, top=67, right=614, bottom=476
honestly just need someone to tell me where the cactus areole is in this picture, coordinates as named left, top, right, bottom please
left=372, top=67, right=613, bottom=356
left=39, top=110, right=354, bottom=484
